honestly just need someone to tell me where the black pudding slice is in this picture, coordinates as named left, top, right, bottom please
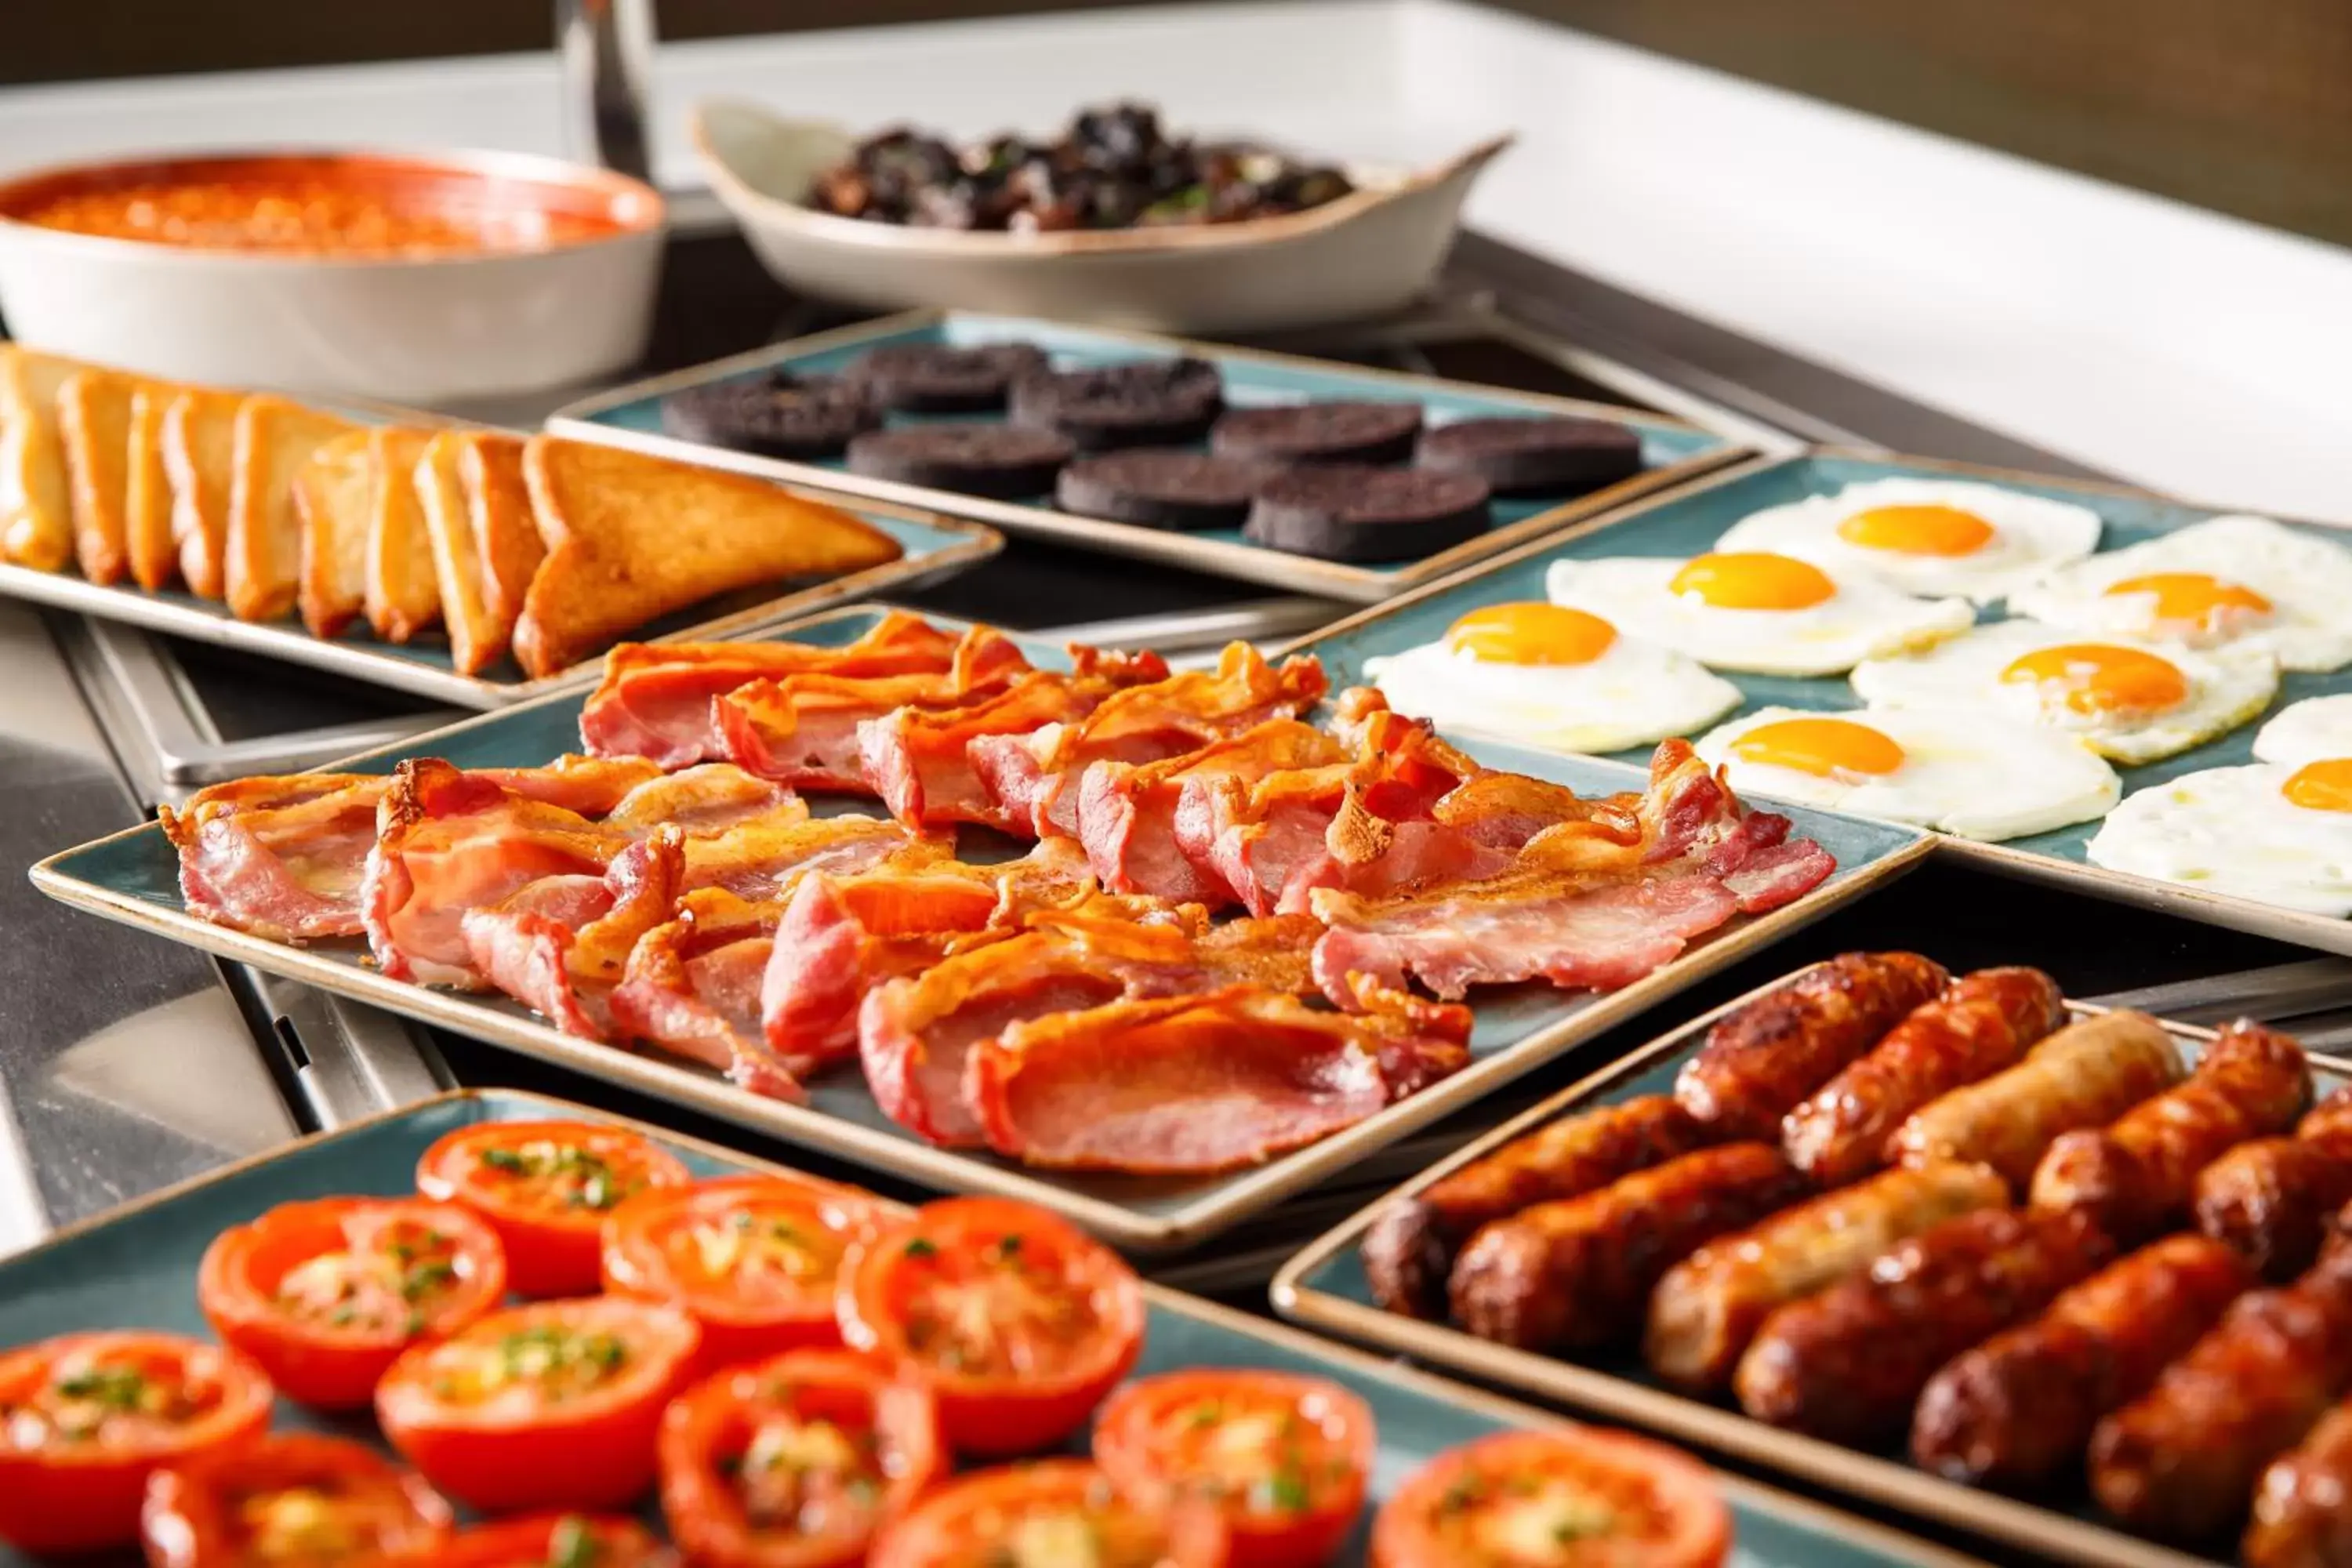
left=659, top=372, right=880, bottom=460
left=1210, top=401, right=1424, bottom=466
left=1417, top=415, right=1646, bottom=496
left=1243, top=465, right=1493, bottom=562
left=848, top=342, right=1051, bottom=413
left=846, top=423, right=1074, bottom=499
left=1009, top=358, right=1225, bottom=451
left=1056, top=449, right=1282, bottom=532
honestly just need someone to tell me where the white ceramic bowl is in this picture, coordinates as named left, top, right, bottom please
left=0, top=148, right=665, bottom=405
left=692, top=100, right=1510, bottom=335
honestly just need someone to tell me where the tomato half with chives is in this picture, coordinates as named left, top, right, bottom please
left=416, top=1120, right=691, bottom=1297
left=868, top=1459, right=1228, bottom=1568
left=603, top=1175, right=880, bottom=1368
left=196, top=1195, right=506, bottom=1408
left=0, top=1330, right=274, bottom=1555
left=659, top=1348, right=946, bottom=1568
left=1370, top=1428, right=1733, bottom=1568
left=140, top=1430, right=454, bottom=1567
left=376, top=1296, right=701, bottom=1514
left=443, top=1512, right=676, bottom=1566
left=1094, top=1369, right=1375, bottom=1568
left=837, top=1197, right=1144, bottom=1457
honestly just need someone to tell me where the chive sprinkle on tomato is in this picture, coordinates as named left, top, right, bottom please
left=417, top=1120, right=691, bottom=1297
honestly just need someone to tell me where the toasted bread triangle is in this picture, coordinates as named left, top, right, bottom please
left=163, top=387, right=243, bottom=600
left=294, top=429, right=378, bottom=637
left=0, top=346, right=87, bottom=571
left=58, top=366, right=140, bottom=585
left=227, top=395, right=358, bottom=621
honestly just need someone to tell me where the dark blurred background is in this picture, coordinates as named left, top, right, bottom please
left=10, top=0, right=2350, bottom=249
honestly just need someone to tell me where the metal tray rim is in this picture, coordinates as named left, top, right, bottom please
left=544, top=307, right=1753, bottom=605
left=1273, top=446, right=2352, bottom=958
left=1269, top=965, right=2348, bottom=1568
left=0, top=1082, right=1987, bottom=1568
left=27, top=603, right=1931, bottom=1253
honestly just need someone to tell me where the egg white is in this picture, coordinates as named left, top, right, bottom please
left=2255, top=695, right=2352, bottom=768
left=1692, top=705, right=2119, bottom=841
left=2007, top=515, right=2352, bottom=673
left=1711, top=477, right=2103, bottom=603
left=1365, top=631, right=1742, bottom=754
left=1849, top=620, right=2278, bottom=766
left=2087, top=764, right=2352, bottom=916
left=1543, top=555, right=1975, bottom=678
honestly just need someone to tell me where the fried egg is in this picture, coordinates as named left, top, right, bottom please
left=2007, top=514, right=2352, bottom=673
left=1693, top=706, right=2120, bottom=841
left=2255, top=695, right=2352, bottom=767
left=1711, top=477, right=2103, bottom=602
left=1542, top=550, right=1974, bottom=678
left=2087, top=759, right=2352, bottom=915
left=1363, top=601, right=1742, bottom=753
left=1849, top=620, right=2278, bottom=766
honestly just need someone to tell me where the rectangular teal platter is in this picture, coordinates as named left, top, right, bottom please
left=1287, top=448, right=2352, bottom=957
left=0, top=407, right=999, bottom=710
left=546, top=308, right=1741, bottom=604
left=1274, top=977, right=2343, bottom=1568
left=31, top=604, right=1928, bottom=1254
left=0, top=1090, right=1975, bottom=1567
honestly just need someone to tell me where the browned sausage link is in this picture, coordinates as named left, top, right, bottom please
left=1780, top=967, right=2064, bottom=1189
left=1646, top=1160, right=2009, bottom=1392
left=1359, top=1093, right=1713, bottom=1319
left=2303, top=1085, right=2352, bottom=1157
left=1910, top=1233, right=2254, bottom=1488
left=1449, top=1143, right=1809, bottom=1352
left=2091, top=1249, right=2352, bottom=1541
left=2245, top=1400, right=2352, bottom=1568
left=2034, top=1018, right=2315, bottom=1243
left=2197, top=1138, right=2352, bottom=1283
left=1731, top=1206, right=2115, bottom=1446
left=1888, top=1011, right=2185, bottom=1192
left=1673, top=951, right=1950, bottom=1138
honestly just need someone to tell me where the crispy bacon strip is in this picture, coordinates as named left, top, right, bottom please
left=966, top=978, right=1472, bottom=1174
left=858, top=648, right=1171, bottom=830
left=715, top=625, right=1031, bottom=789
left=1308, top=741, right=1835, bottom=1003
left=1076, top=718, right=1345, bottom=906
left=967, top=642, right=1329, bottom=839
left=608, top=887, right=806, bottom=1099
left=858, top=899, right=1320, bottom=1146
left=578, top=612, right=963, bottom=767
left=460, top=830, right=686, bottom=1038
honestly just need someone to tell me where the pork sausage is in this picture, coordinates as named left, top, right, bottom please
left=1781, top=967, right=2065, bottom=1188
left=1674, top=951, right=1949, bottom=1138
left=1910, top=1233, right=2253, bottom=1487
left=1732, top=1205, right=2115, bottom=1446
left=2197, top=1138, right=2352, bottom=1283
left=1449, top=1142, right=1809, bottom=1351
left=2034, top=1018, right=2314, bottom=1243
left=2245, top=1400, right=2352, bottom=1568
left=1888, top=1010, right=2183, bottom=1191
left=1361, top=1094, right=1712, bottom=1319
left=1646, top=1160, right=2008, bottom=1391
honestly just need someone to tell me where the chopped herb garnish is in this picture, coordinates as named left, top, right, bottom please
left=902, top=1237, right=938, bottom=1259
left=56, top=1367, right=147, bottom=1411
left=401, top=1261, right=458, bottom=1302
left=480, top=1148, right=530, bottom=1174
left=547, top=1515, right=601, bottom=1568
left=1250, top=1469, right=1312, bottom=1515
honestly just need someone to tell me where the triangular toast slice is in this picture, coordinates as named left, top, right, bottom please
left=513, top=438, right=903, bottom=680
left=364, top=426, right=440, bottom=643
left=226, top=395, right=356, bottom=622
left=124, top=383, right=180, bottom=591
left=294, top=429, right=378, bottom=637
left=163, top=387, right=244, bottom=600
left=0, top=347, right=87, bottom=572
left=465, top=433, right=544, bottom=626
left=414, top=429, right=506, bottom=676
left=58, top=366, right=142, bottom=586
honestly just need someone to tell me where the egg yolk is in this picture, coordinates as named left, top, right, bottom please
left=1730, top=717, right=1907, bottom=779
left=2103, top=572, right=2272, bottom=633
left=1445, top=603, right=1617, bottom=666
left=2001, top=643, right=2189, bottom=717
left=2284, top=759, right=2352, bottom=814
left=1668, top=552, right=1836, bottom=611
left=1836, top=504, right=1996, bottom=557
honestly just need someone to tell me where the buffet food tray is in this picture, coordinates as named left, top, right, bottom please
left=0, top=1087, right=1977, bottom=1568
left=546, top=309, right=1742, bottom=604
left=30, top=604, right=1929, bottom=1254
left=0, top=474, right=999, bottom=712
left=1272, top=967, right=2352, bottom=1568
left=1285, top=448, right=2352, bottom=956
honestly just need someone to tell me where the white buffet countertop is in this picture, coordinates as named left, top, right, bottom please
left=1, top=0, right=2344, bottom=517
